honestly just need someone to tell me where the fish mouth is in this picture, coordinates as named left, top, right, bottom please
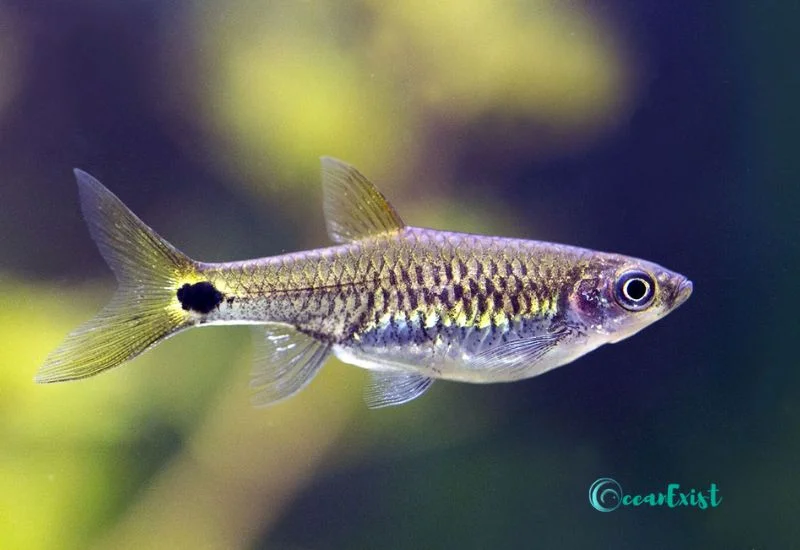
left=671, top=278, right=693, bottom=309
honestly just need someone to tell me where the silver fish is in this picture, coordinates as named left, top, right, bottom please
left=36, top=158, right=693, bottom=407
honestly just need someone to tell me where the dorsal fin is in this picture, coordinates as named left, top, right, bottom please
left=320, top=157, right=405, bottom=243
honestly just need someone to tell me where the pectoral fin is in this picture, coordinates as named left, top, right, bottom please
left=320, top=157, right=405, bottom=243
left=364, top=371, right=434, bottom=409
left=250, top=325, right=331, bottom=406
left=470, top=328, right=572, bottom=378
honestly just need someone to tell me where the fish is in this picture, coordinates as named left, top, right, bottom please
left=36, top=158, right=693, bottom=408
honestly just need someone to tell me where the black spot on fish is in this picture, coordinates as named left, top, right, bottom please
left=415, top=265, right=425, bottom=285
left=408, top=291, right=419, bottom=310
left=444, top=263, right=453, bottom=281
left=177, top=282, right=223, bottom=314
left=389, top=270, right=397, bottom=286
left=510, top=295, right=520, bottom=315
left=437, top=289, right=446, bottom=306
left=496, top=276, right=507, bottom=291
left=485, top=279, right=496, bottom=295
left=439, top=288, right=451, bottom=307
left=453, top=285, right=464, bottom=301
left=458, top=259, right=468, bottom=279
left=353, top=311, right=369, bottom=334
left=476, top=294, right=487, bottom=316
left=468, top=279, right=479, bottom=297
left=492, top=292, right=504, bottom=311
left=464, top=299, right=475, bottom=320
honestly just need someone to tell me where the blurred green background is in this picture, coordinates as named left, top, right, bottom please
left=1, top=1, right=797, bottom=548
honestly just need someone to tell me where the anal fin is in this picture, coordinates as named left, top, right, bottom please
left=250, top=324, right=331, bottom=406
left=364, top=371, right=434, bottom=409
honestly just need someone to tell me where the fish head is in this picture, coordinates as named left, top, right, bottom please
left=568, top=255, right=693, bottom=344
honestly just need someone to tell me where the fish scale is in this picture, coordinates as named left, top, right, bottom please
left=37, top=158, right=692, bottom=408
left=202, top=228, right=583, bottom=352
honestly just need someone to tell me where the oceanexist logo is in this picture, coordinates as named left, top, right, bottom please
left=589, top=478, right=722, bottom=512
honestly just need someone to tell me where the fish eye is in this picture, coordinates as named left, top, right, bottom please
left=614, top=270, right=656, bottom=311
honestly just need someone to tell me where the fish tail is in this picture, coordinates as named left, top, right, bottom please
left=35, top=170, right=198, bottom=383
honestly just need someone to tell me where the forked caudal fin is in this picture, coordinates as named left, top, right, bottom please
left=35, top=170, right=198, bottom=383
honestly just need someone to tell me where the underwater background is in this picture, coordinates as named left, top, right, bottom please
left=1, top=1, right=797, bottom=548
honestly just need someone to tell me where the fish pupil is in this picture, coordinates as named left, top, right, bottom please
left=624, top=278, right=648, bottom=301
left=177, top=281, right=223, bottom=314
left=614, top=270, right=656, bottom=311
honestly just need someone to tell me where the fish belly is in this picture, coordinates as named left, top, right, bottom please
left=334, top=319, right=565, bottom=383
